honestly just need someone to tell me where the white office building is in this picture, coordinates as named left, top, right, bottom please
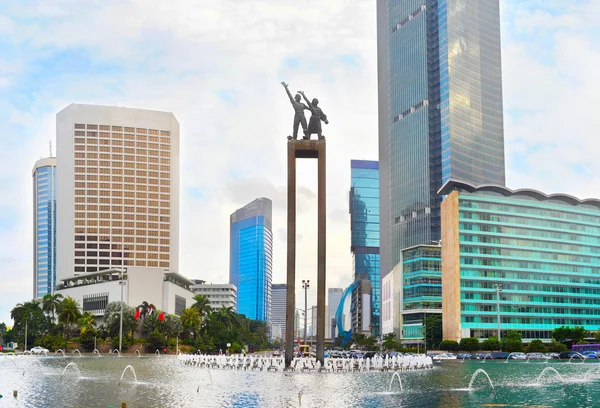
left=190, top=282, right=237, bottom=310
left=56, top=104, right=180, bottom=281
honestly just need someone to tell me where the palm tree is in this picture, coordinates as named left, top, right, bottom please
left=58, top=297, right=82, bottom=333
left=10, top=303, right=26, bottom=324
left=216, top=306, right=237, bottom=329
left=180, top=308, right=201, bottom=338
left=191, top=295, right=212, bottom=323
left=42, top=293, right=64, bottom=323
left=78, top=312, right=97, bottom=335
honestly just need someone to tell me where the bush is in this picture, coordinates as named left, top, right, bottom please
left=38, top=334, right=66, bottom=351
left=439, top=340, right=459, bottom=351
left=548, top=340, right=568, bottom=353
left=230, top=342, right=242, bottom=354
left=147, top=330, right=165, bottom=352
left=459, top=337, right=480, bottom=352
left=481, top=336, right=500, bottom=351
left=112, top=335, right=133, bottom=350
left=526, top=339, right=548, bottom=353
left=80, top=332, right=96, bottom=352
left=501, top=338, right=524, bottom=353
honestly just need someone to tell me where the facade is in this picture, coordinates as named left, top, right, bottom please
left=328, top=288, right=343, bottom=338
left=56, top=104, right=180, bottom=281
left=271, top=284, right=287, bottom=339
left=351, top=280, right=372, bottom=336
left=400, top=244, right=441, bottom=342
left=229, top=198, right=273, bottom=322
left=441, top=180, right=600, bottom=342
left=33, top=157, right=57, bottom=298
left=350, top=160, right=380, bottom=337
left=377, top=0, right=506, bottom=279
left=56, top=267, right=195, bottom=317
left=190, top=282, right=237, bottom=310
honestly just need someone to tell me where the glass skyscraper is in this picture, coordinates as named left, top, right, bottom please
left=33, top=157, right=57, bottom=298
left=229, top=198, right=273, bottom=322
left=350, top=160, right=380, bottom=337
left=377, top=0, right=506, bottom=277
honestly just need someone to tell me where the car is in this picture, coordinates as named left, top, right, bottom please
left=508, top=352, right=527, bottom=360
left=363, top=351, right=377, bottom=359
left=272, top=350, right=281, bottom=357
left=30, top=346, right=49, bottom=355
left=525, top=352, right=545, bottom=360
left=432, top=353, right=457, bottom=361
left=491, top=351, right=510, bottom=360
left=559, top=351, right=582, bottom=360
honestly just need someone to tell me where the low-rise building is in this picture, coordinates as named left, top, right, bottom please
left=190, top=282, right=237, bottom=311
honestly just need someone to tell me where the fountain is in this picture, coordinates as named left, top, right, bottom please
left=119, top=365, right=138, bottom=385
left=584, top=365, right=600, bottom=381
left=92, top=349, right=101, bottom=357
left=536, top=367, right=565, bottom=385
left=72, top=349, right=82, bottom=357
left=569, top=353, right=586, bottom=364
left=504, top=352, right=519, bottom=363
left=482, top=354, right=491, bottom=363
left=134, top=349, right=142, bottom=357
left=468, top=369, right=495, bottom=391
left=55, top=349, right=66, bottom=357
left=388, top=372, right=404, bottom=395
left=112, top=349, right=122, bottom=357
left=60, top=362, right=81, bottom=380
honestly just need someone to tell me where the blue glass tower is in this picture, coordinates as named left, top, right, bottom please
left=350, top=160, right=380, bottom=337
left=229, top=198, right=273, bottom=322
left=33, top=158, right=57, bottom=298
left=377, top=0, right=506, bottom=278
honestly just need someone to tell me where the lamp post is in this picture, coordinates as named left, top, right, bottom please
left=302, top=280, right=310, bottom=344
left=118, top=268, right=126, bottom=352
left=496, top=283, right=503, bottom=341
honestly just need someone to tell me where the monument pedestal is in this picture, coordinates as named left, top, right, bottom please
left=285, top=139, right=327, bottom=367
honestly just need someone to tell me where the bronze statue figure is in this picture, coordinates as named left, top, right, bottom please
left=299, top=90, right=328, bottom=140
left=281, top=82, right=309, bottom=139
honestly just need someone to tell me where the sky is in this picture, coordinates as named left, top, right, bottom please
left=1, top=0, right=599, bottom=325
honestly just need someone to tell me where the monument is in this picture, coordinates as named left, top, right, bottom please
left=282, top=82, right=328, bottom=367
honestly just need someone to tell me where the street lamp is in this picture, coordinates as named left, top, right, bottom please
left=117, top=268, right=126, bottom=352
left=496, top=283, right=503, bottom=341
left=302, top=280, right=310, bottom=344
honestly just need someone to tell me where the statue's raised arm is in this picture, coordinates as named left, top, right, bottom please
left=281, top=82, right=295, bottom=105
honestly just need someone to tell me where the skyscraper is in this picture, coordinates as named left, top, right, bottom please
left=56, top=104, right=180, bottom=280
left=377, top=0, right=506, bottom=277
left=328, top=287, right=343, bottom=338
left=33, top=157, right=57, bottom=298
left=271, top=283, right=286, bottom=339
left=229, top=197, right=273, bottom=322
left=350, top=160, right=380, bottom=337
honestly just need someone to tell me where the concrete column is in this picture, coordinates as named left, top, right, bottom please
left=285, top=141, right=296, bottom=368
left=316, top=141, right=326, bottom=365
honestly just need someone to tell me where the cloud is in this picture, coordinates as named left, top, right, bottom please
left=0, top=0, right=598, bottom=324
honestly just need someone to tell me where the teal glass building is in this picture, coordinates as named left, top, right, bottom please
left=440, top=180, right=600, bottom=341
left=401, top=244, right=441, bottom=341
left=377, top=0, right=506, bottom=279
left=229, top=198, right=273, bottom=322
left=350, top=160, right=380, bottom=337
left=33, top=157, right=57, bottom=298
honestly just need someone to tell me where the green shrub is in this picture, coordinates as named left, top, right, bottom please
left=459, top=337, right=480, bottom=352
left=481, top=336, right=500, bottom=351
left=79, top=332, right=96, bottom=351
left=439, top=340, right=459, bottom=351
left=526, top=339, right=548, bottom=353
left=548, top=340, right=568, bottom=353
left=38, top=334, right=66, bottom=351
left=146, top=330, right=165, bottom=352
left=501, top=338, right=524, bottom=352
left=111, top=335, right=133, bottom=350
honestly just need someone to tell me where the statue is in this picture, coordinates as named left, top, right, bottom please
left=299, top=90, right=328, bottom=140
left=281, top=82, right=309, bottom=140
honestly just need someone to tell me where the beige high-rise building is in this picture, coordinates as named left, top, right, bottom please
left=56, top=104, right=180, bottom=281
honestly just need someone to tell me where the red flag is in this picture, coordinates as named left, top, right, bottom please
left=157, top=312, right=165, bottom=322
left=134, top=308, right=141, bottom=320
left=148, top=305, right=154, bottom=315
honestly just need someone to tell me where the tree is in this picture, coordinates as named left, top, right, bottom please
left=500, top=332, right=524, bottom=353
left=57, top=297, right=82, bottom=333
left=459, top=337, right=480, bottom=352
left=383, top=332, right=401, bottom=350
left=0, top=322, right=6, bottom=344
left=439, top=340, right=459, bottom=351
left=147, top=330, right=166, bottom=352
left=10, top=300, right=48, bottom=349
left=552, top=325, right=587, bottom=344
left=548, top=340, right=568, bottom=353
left=180, top=308, right=201, bottom=338
left=191, top=295, right=212, bottom=323
left=103, top=302, right=137, bottom=338
left=424, top=315, right=442, bottom=349
left=481, top=336, right=500, bottom=351
left=526, top=339, right=548, bottom=353
left=42, top=293, right=64, bottom=323
left=78, top=312, right=97, bottom=335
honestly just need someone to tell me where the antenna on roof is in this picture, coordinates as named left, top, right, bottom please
left=49, top=140, right=53, bottom=157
